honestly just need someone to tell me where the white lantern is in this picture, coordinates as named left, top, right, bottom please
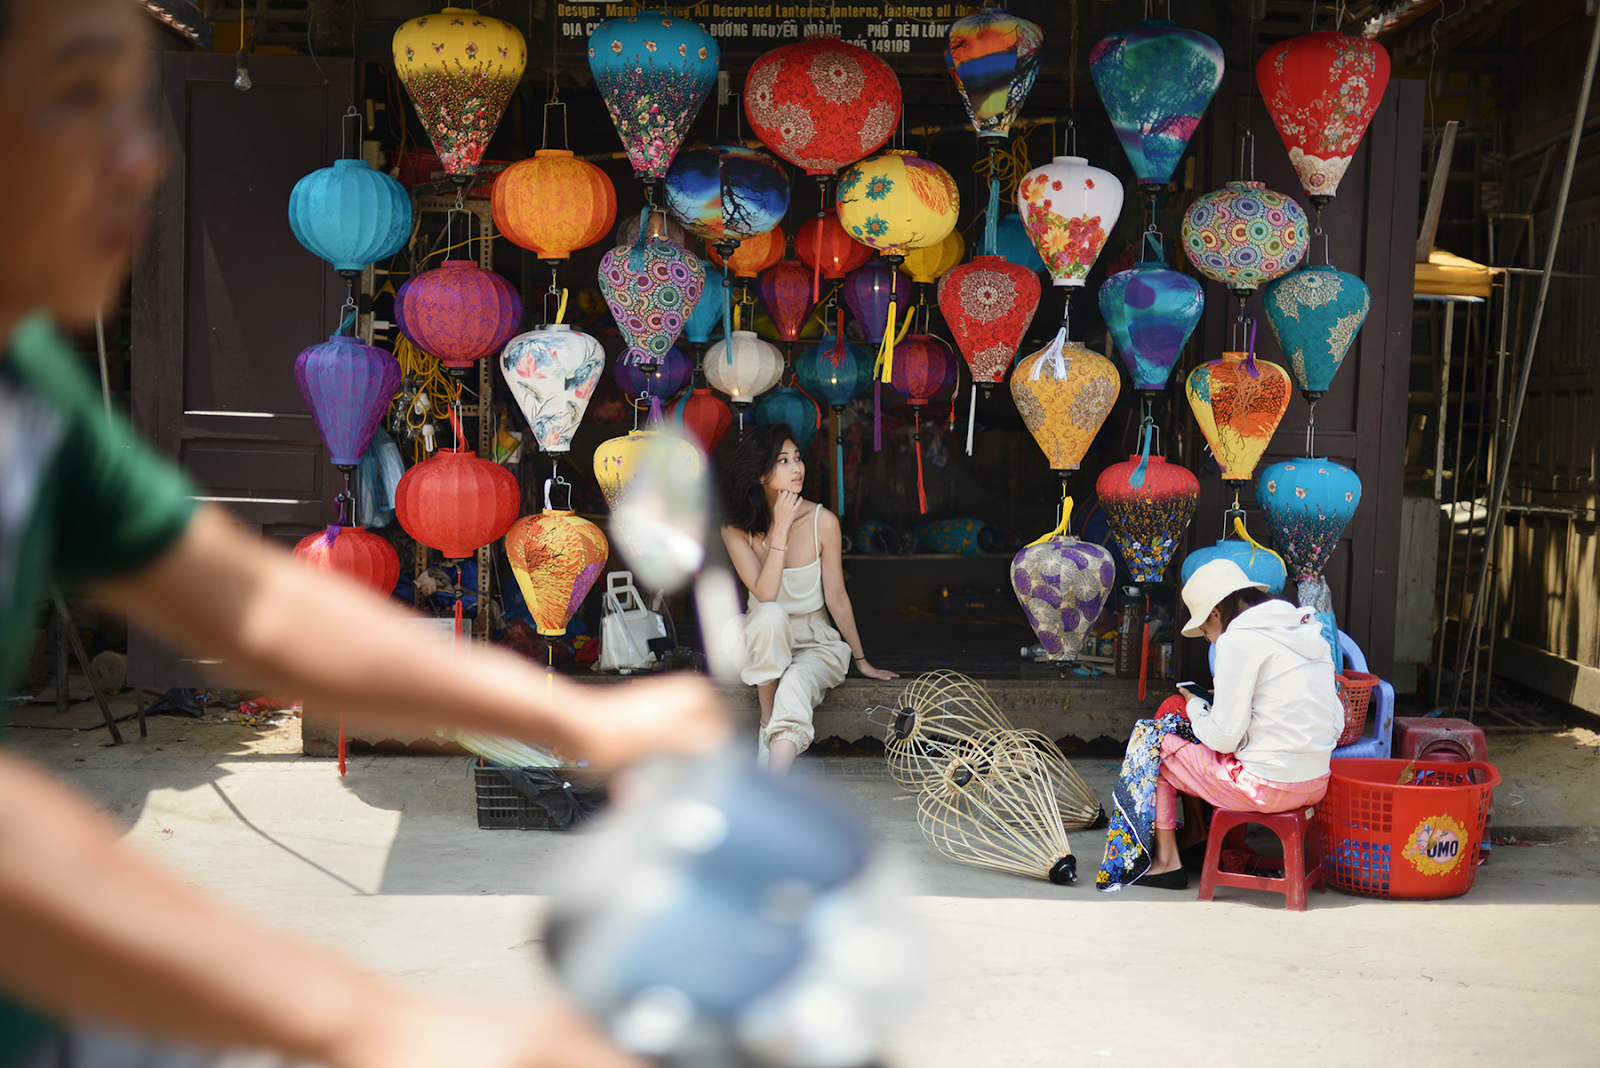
left=704, top=330, right=784, bottom=406
left=499, top=323, right=605, bottom=455
left=1015, top=155, right=1124, bottom=288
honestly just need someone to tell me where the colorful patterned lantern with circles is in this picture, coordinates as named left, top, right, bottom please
left=594, top=429, right=703, bottom=510
left=1261, top=264, right=1370, bottom=405
left=396, top=260, right=522, bottom=371
left=392, top=8, right=526, bottom=176
left=938, top=255, right=1041, bottom=455
left=665, top=144, right=791, bottom=244
left=288, top=160, right=411, bottom=276
left=1096, top=453, right=1199, bottom=585
left=1090, top=21, right=1225, bottom=194
left=836, top=151, right=961, bottom=260
left=1010, top=339, right=1121, bottom=474
left=704, top=330, right=784, bottom=411
left=500, top=323, right=604, bottom=456
left=1016, top=156, right=1124, bottom=288
left=505, top=510, right=609, bottom=636
left=743, top=34, right=901, bottom=178
left=1011, top=498, right=1117, bottom=662
left=587, top=10, right=719, bottom=183
left=294, top=526, right=402, bottom=596
left=599, top=233, right=707, bottom=362
left=673, top=387, right=734, bottom=454
left=754, top=387, right=820, bottom=452
left=888, top=334, right=957, bottom=513
left=755, top=259, right=816, bottom=347
left=491, top=150, right=617, bottom=261
left=706, top=227, right=785, bottom=278
left=1184, top=348, right=1293, bottom=482
left=1181, top=181, right=1307, bottom=299
left=945, top=8, right=1043, bottom=142
left=1258, top=458, right=1362, bottom=583
left=294, top=334, right=402, bottom=469
left=395, top=439, right=520, bottom=559
left=1098, top=261, right=1205, bottom=392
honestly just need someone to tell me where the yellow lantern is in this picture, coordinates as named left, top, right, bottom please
left=492, top=150, right=617, bottom=261
left=1184, top=350, right=1293, bottom=482
left=1010, top=340, right=1121, bottom=473
left=593, top=430, right=703, bottom=511
left=836, top=151, right=961, bottom=259
left=392, top=8, right=526, bottom=177
left=902, top=227, right=966, bottom=285
left=504, top=511, right=609, bottom=637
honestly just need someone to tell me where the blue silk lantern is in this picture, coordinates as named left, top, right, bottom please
left=754, top=386, right=820, bottom=452
left=1262, top=264, right=1371, bottom=404
left=1258, top=458, right=1362, bottom=583
left=795, top=335, right=874, bottom=514
left=1099, top=260, right=1204, bottom=391
left=1090, top=21, right=1225, bottom=193
left=294, top=333, right=402, bottom=468
left=288, top=159, right=411, bottom=276
left=995, top=212, right=1045, bottom=274
left=665, top=145, right=791, bottom=244
left=1180, top=517, right=1288, bottom=595
left=588, top=11, right=720, bottom=183
left=683, top=259, right=727, bottom=345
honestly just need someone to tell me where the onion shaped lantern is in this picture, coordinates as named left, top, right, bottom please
left=683, top=259, right=727, bottom=345
left=1099, top=261, right=1205, bottom=392
left=796, top=334, right=874, bottom=513
left=945, top=8, right=1044, bottom=142
left=1181, top=181, right=1307, bottom=298
left=594, top=429, right=703, bottom=510
left=294, top=334, right=402, bottom=469
left=939, top=255, right=1041, bottom=456
left=755, top=260, right=816, bottom=346
left=1181, top=517, right=1287, bottom=595
left=1016, top=156, right=1124, bottom=288
left=1261, top=264, right=1370, bottom=405
left=505, top=510, right=609, bottom=636
left=395, top=441, right=520, bottom=559
left=392, top=8, right=526, bottom=177
left=842, top=261, right=913, bottom=345
left=491, top=150, right=617, bottom=261
left=587, top=10, right=719, bottom=183
left=665, top=145, right=791, bottom=244
left=396, top=260, right=522, bottom=371
left=743, top=34, right=901, bottom=178
left=796, top=210, right=873, bottom=291
left=614, top=345, right=693, bottom=411
left=1011, top=499, right=1117, bottom=662
left=1096, top=453, right=1200, bottom=584
left=1090, top=21, right=1224, bottom=193
left=754, top=387, right=820, bottom=452
left=704, top=330, right=784, bottom=409
left=294, top=526, right=402, bottom=596
left=888, top=334, right=957, bottom=513
left=499, top=323, right=604, bottom=456
left=1257, top=32, right=1391, bottom=209
left=836, top=151, right=961, bottom=260
left=706, top=227, right=785, bottom=278
left=902, top=228, right=965, bottom=286
left=288, top=160, right=411, bottom=277
left=673, top=388, right=734, bottom=454
left=1010, top=339, right=1121, bottom=474
left=1185, top=347, right=1293, bottom=482
left=599, top=235, right=707, bottom=362
left=1258, top=458, right=1362, bottom=582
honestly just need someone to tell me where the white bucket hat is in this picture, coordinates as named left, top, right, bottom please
left=1180, top=559, right=1269, bottom=638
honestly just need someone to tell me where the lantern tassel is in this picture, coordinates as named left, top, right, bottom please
left=1138, top=615, right=1150, bottom=702
left=965, top=384, right=978, bottom=456
left=554, top=287, right=569, bottom=325
left=873, top=378, right=882, bottom=452
left=1242, top=316, right=1260, bottom=378
left=722, top=275, right=734, bottom=362
left=338, top=717, right=346, bottom=777
left=984, top=174, right=1000, bottom=258
left=876, top=301, right=898, bottom=384
left=1233, top=515, right=1288, bottom=574
left=1129, top=419, right=1154, bottom=489
left=629, top=206, right=650, bottom=273
left=1033, top=326, right=1071, bottom=381
left=914, top=410, right=928, bottom=515
left=833, top=408, right=844, bottom=514
left=1026, top=492, right=1074, bottom=547
left=647, top=395, right=665, bottom=428
left=811, top=216, right=824, bottom=304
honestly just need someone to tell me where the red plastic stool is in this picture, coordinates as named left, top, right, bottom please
left=1197, top=807, right=1326, bottom=911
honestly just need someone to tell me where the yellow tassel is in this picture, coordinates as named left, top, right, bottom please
left=554, top=287, right=569, bottom=325
left=878, top=302, right=898, bottom=384
left=1233, top=515, right=1288, bottom=574
left=1026, top=493, right=1074, bottom=547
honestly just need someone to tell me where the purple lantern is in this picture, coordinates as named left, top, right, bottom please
left=843, top=261, right=913, bottom=344
left=295, top=333, right=402, bottom=469
left=395, top=259, right=522, bottom=370
left=1011, top=525, right=1117, bottom=662
left=613, top=345, right=693, bottom=407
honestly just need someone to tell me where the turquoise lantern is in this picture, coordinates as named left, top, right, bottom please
left=683, top=259, right=727, bottom=347
left=1262, top=264, right=1371, bottom=406
left=588, top=10, right=720, bottom=184
left=288, top=159, right=411, bottom=277
left=1258, top=459, right=1362, bottom=584
left=1099, top=257, right=1204, bottom=392
left=795, top=334, right=874, bottom=514
left=754, top=386, right=820, bottom=452
left=994, top=212, right=1045, bottom=274
left=1180, top=516, right=1287, bottom=595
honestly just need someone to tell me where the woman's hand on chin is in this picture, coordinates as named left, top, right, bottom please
left=854, top=658, right=898, bottom=681
left=770, top=490, right=802, bottom=536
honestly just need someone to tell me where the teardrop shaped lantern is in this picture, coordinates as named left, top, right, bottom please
left=797, top=210, right=873, bottom=284
left=294, top=525, right=402, bottom=596
left=505, top=510, right=609, bottom=636
left=888, top=335, right=957, bottom=514
left=673, top=387, right=734, bottom=454
left=1181, top=181, right=1307, bottom=297
left=945, top=8, right=1044, bottom=142
left=704, top=330, right=784, bottom=406
left=499, top=323, right=604, bottom=456
left=706, top=227, right=786, bottom=278
left=1099, top=261, right=1205, bottom=392
left=587, top=10, right=719, bottom=183
left=901, top=228, right=965, bottom=286
left=491, top=150, right=618, bottom=261
left=836, top=151, right=961, bottom=260
left=395, top=442, right=521, bottom=559
left=1181, top=519, right=1288, bottom=595
left=842, top=261, right=913, bottom=344
left=938, top=256, right=1042, bottom=387
left=995, top=212, right=1046, bottom=274
left=1261, top=264, right=1370, bottom=403
left=1090, top=21, right=1225, bottom=193
left=599, top=235, right=707, bottom=361
left=1011, top=499, right=1117, bottom=661
left=392, top=8, right=526, bottom=177
left=288, top=160, right=411, bottom=276
left=1257, top=31, right=1391, bottom=208
left=743, top=34, right=902, bottom=178
left=683, top=259, right=727, bottom=345
left=594, top=429, right=703, bottom=510
left=614, top=344, right=692, bottom=407
left=1010, top=339, right=1121, bottom=473
left=1258, top=458, right=1362, bottom=582
left=665, top=144, right=791, bottom=244
left=754, top=386, right=820, bottom=451
left=1016, top=156, right=1124, bottom=287
left=294, top=334, right=402, bottom=468
left=1096, top=453, right=1200, bottom=584
left=397, top=260, right=522, bottom=370
left=1185, top=349, right=1293, bottom=481
left=755, top=259, right=817, bottom=345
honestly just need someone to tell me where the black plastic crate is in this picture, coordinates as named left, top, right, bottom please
left=474, top=765, right=560, bottom=830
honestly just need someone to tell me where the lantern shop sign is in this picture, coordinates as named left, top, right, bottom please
left=556, top=4, right=983, bottom=55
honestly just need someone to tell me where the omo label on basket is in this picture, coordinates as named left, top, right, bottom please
left=1401, top=812, right=1470, bottom=876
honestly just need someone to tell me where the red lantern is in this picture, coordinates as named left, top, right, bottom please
left=937, top=254, right=1041, bottom=455
left=293, top=526, right=401, bottom=596
left=887, top=334, right=957, bottom=514
left=673, top=387, right=734, bottom=454
left=756, top=259, right=816, bottom=346
left=743, top=35, right=902, bottom=178
left=395, top=434, right=521, bottom=559
left=396, top=259, right=522, bottom=370
left=796, top=209, right=872, bottom=300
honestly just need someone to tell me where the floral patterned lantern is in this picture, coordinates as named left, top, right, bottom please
left=587, top=10, right=719, bottom=183
left=599, top=232, right=707, bottom=362
left=1184, top=345, right=1293, bottom=482
left=1016, top=156, right=1124, bottom=288
left=1096, top=453, right=1199, bottom=584
left=796, top=209, right=872, bottom=296
left=938, top=255, right=1041, bottom=455
left=673, top=387, right=734, bottom=454
left=888, top=334, right=958, bottom=513
left=294, top=334, right=402, bottom=469
left=743, top=34, right=901, bottom=178
left=755, top=259, right=816, bottom=346
left=706, top=227, right=785, bottom=278
left=1181, top=517, right=1287, bottom=595
left=614, top=345, right=693, bottom=414
left=505, top=509, right=609, bottom=636
left=294, top=525, right=402, bottom=596
left=594, top=429, right=703, bottom=510
left=1098, top=260, right=1205, bottom=392
left=842, top=261, right=913, bottom=344
left=499, top=323, right=604, bottom=456
left=945, top=8, right=1044, bottom=142
left=395, top=436, right=520, bottom=559
left=1257, top=32, right=1391, bottom=209
left=795, top=333, right=874, bottom=512
left=288, top=160, right=411, bottom=277
left=491, top=150, right=617, bottom=261
left=1011, top=498, right=1117, bottom=662
left=392, top=9, right=526, bottom=177
left=704, top=330, right=784, bottom=410
left=836, top=151, right=961, bottom=261
left=1258, top=458, right=1362, bottom=582
left=1010, top=339, right=1121, bottom=474
left=1261, top=264, right=1370, bottom=405
left=396, top=260, right=522, bottom=370
left=754, top=387, right=820, bottom=452
left=665, top=144, right=791, bottom=245
left=901, top=228, right=965, bottom=286
left=1090, top=21, right=1225, bottom=194
left=1181, top=181, right=1307, bottom=299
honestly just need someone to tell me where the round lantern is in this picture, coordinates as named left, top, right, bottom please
left=1090, top=21, right=1225, bottom=193
left=499, top=323, right=604, bottom=456
left=995, top=212, right=1045, bottom=274
left=938, top=256, right=1041, bottom=387
left=1098, top=261, right=1205, bottom=392
left=614, top=345, right=692, bottom=407
left=797, top=210, right=873, bottom=285
left=842, top=261, right=913, bottom=344
left=743, top=34, right=901, bottom=177
left=888, top=335, right=956, bottom=515
left=1016, top=156, right=1124, bottom=288
left=1185, top=350, right=1293, bottom=482
left=1096, top=453, right=1200, bottom=585
left=1257, top=31, right=1391, bottom=207
left=902, top=228, right=965, bottom=286
left=294, top=334, right=402, bottom=469
left=395, top=444, right=520, bottom=559
left=397, top=261, right=522, bottom=370
left=505, top=510, right=609, bottom=637
left=294, top=526, right=402, bottom=596
left=1258, top=458, right=1362, bottom=581
left=288, top=159, right=411, bottom=276
left=755, top=259, right=816, bottom=346
left=491, top=150, right=617, bottom=261
left=599, top=235, right=707, bottom=362
left=673, top=387, right=734, bottom=454
left=795, top=334, right=874, bottom=514
left=587, top=10, right=719, bottom=183
left=392, top=8, right=526, bottom=176
left=754, top=387, right=820, bottom=452
left=594, top=429, right=703, bottom=510
left=704, top=330, right=784, bottom=407
left=1010, top=340, right=1121, bottom=473
left=1181, top=521, right=1288, bottom=595
left=1181, top=181, right=1308, bottom=297
left=683, top=259, right=728, bottom=345
left=1011, top=501, right=1116, bottom=662
left=945, top=8, right=1044, bottom=142
left=1261, top=264, right=1370, bottom=403
left=836, top=151, right=961, bottom=259
left=706, top=227, right=785, bottom=278
left=665, top=145, right=791, bottom=244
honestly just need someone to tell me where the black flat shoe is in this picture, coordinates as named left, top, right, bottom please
left=1135, top=868, right=1189, bottom=890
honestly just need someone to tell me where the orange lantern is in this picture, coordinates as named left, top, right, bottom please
left=491, top=149, right=617, bottom=261
left=293, top=526, right=401, bottom=596
left=504, top=509, right=609, bottom=637
left=707, top=227, right=785, bottom=278
left=1184, top=325, right=1292, bottom=483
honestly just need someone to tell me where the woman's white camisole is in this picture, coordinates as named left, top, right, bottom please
left=753, top=507, right=825, bottom=616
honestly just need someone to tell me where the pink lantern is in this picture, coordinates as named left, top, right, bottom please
left=396, top=259, right=522, bottom=370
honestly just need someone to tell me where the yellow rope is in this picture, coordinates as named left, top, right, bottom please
left=973, top=138, right=1033, bottom=206
left=391, top=336, right=462, bottom=463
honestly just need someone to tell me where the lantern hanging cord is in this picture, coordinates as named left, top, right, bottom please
left=542, top=100, right=568, bottom=152
left=971, top=139, right=1031, bottom=207
left=1068, top=0, right=1079, bottom=116
left=340, top=105, right=360, bottom=161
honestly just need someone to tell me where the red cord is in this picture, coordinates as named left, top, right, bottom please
left=338, top=717, right=346, bottom=777
left=1138, top=617, right=1150, bottom=701
left=915, top=409, right=928, bottom=514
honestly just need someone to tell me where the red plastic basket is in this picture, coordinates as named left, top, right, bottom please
left=1318, top=757, right=1500, bottom=899
left=1334, top=671, right=1377, bottom=747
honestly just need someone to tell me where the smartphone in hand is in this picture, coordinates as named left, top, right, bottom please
left=1176, top=681, right=1214, bottom=704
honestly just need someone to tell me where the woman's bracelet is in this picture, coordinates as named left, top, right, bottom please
left=853, top=655, right=867, bottom=661
left=769, top=543, right=789, bottom=552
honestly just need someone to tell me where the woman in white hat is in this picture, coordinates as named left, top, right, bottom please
left=1137, top=558, right=1344, bottom=889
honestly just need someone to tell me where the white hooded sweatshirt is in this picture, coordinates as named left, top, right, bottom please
left=1184, top=599, right=1344, bottom=783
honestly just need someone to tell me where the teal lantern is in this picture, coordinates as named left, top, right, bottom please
left=795, top=334, right=874, bottom=514
left=588, top=10, right=720, bottom=183
left=288, top=159, right=411, bottom=276
left=995, top=212, right=1045, bottom=274
left=754, top=386, right=820, bottom=452
left=1258, top=458, right=1361, bottom=583
left=1090, top=21, right=1225, bottom=194
left=1180, top=517, right=1287, bottom=595
left=1262, top=264, right=1371, bottom=404
left=683, top=259, right=727, bottom=346
left=1099, top=259, right=1204, bottom=392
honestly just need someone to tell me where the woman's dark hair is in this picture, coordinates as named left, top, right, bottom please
left=1216, top=586, right=1278, bottom=632
left=722, top=423, right=798, bottom=535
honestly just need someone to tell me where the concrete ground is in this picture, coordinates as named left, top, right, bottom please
left=6, top=698, right=1600, bottom=1067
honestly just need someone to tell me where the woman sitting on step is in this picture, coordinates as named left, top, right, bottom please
left=721, top=424, right=897, bottom=775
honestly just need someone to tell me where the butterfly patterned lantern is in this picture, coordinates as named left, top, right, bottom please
left=492, top=150, right=618, bottom=262
left=294, top=526, right=402, bottom=596
left=294, top=334, right=402, bottom=469
left=288, top=160, right=411, bottom=277
left=599, top=230, right=707, bottom=362
left=505, top=508, right=609, bottom=637
left=902, top=228, right=965, bottom=287
left=842, top=261, right=913, bottom=345
left=396, top=260, right=522, bottom=372
left=704, top=330, right=784, bottom=414
left=1185, top=340, right=1293, bottom=483
left=796, top=333, right=875, bottom=513
left=743, top=34, right=901, bottom=182
left=1096, top=453, right=1199, bottom=585
left=797, top=210, right=873, bottom=299
left=754, top=387, right=820, bottom=452
left=706, top=227, right=785, bottom=278
left=1090, top=22, right=1225, bottom=196
left=614, top=345, right=693, bottom=419
left=395, top=435, right=521, bottom=559
left=1010, top=339, right=1121, bottom=475
left=1099, top=260, right=1205, bottom=392
left=836, top=151, right=961, bottom=262
left=1016, top=156, right=1124, bottom=288
left=888, top=335, right=958, bottom=513
left=587, top=10, right=719, bottom=183
left=673, top=388, right=734, bottom=454
left=392, top=9, right=526, bottom=177
left=755, top=259, right=816, bottom=348
left=1257, top=32, right=1391, bottom=210
left=1261, top=264, right=1370, bottom=405
left=1181, top=181, right=1307, bottom=307
left=1011, top=498, right=1117, bottom=662
left=1181, top=516, right=1287, bottom=596
left=594, top=430, right=703, bottom=511
left=945, top=8, right=1043, bottom=142
left=938, top=255, right=1041, bottom=454
left=665, top=145, right=791, bottom=247
left=1258, top=458, right=1362, bottom=584
left=499, top=323, right=604, bottom=456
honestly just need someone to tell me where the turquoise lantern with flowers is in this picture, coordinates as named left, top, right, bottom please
left=288, top=159, right=411, bottom=276
left=588, top=10, right=720, bottom=184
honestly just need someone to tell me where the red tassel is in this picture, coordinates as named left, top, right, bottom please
left=915, top=409, right=928, bottom=515
left=455, top=595, right=464, bottom=639
left=338, top=717, right=346, bottom=777
left=811, top=219, right=823, bottom=304
left=1138, top=609, right=1150, bottom=702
